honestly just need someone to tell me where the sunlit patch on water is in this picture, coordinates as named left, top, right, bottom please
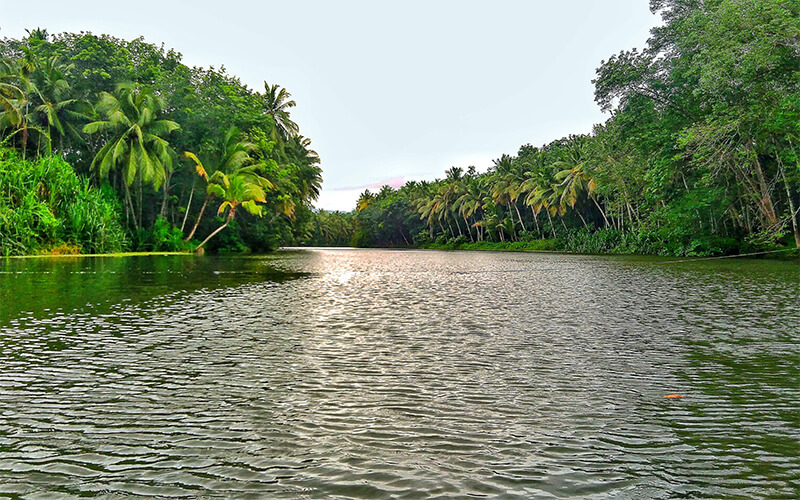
left=0, top=250, right=798, bottom=498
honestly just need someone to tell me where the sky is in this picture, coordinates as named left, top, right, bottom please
left=1, top=1, right=659, bottom=211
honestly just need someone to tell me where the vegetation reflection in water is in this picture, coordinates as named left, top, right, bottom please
left=0, top=254, right=305, bottom=324
left=0, top=249, right=798, bottom=498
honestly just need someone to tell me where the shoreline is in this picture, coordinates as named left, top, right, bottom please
left=5, top=246, right=798, bottom=261
left=292, top=242, right=800, bottom=261
left=3, top=251, right=193, bottom=260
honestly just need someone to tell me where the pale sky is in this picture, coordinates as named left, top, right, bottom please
left=1, top=1, right=657, bottom=211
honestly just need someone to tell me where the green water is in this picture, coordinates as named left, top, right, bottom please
left=0, top=249, right=798, bottom=498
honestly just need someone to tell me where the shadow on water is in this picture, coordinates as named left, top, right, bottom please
left=0, top=254, right=308, bottom=325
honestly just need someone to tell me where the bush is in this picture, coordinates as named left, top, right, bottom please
left=0, top=149, right=127, bottom=255
left=448, top=235, right=470, bottom=246
left=149, top=216, right=192, bottom=251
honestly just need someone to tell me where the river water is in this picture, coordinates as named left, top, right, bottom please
left=0, top=249, right=798, bottom=498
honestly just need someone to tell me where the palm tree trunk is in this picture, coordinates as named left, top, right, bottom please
left=505, top=203, right=516, bottom=234
left=21, top=125, right=28, bottom=160
left=545, top=209, right=555, bottom=237
left=160, top=170, right=172, bottom=219
left=123, top=182, right=139, bottom=232
left=591, top=196, right=610, bottom=228
left=577, top=211, right=589, bottom=228
left=513, top=203, right=526, bottom=232
left=185, top=194, right=210, bottom=241
left=196, top=206, right=236, bottom=252
left=180, top=181, right=195, bottom=233
left=137, top=177, right=143, bottom=230
left=464, top=216, right=474, bottom=242
left=530, top=207, right=541, bottom=238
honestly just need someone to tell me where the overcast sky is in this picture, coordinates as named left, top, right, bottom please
left=1, top=1, right=658, bottom=211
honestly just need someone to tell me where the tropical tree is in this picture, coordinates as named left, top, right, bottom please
left=195, top=168, right=271, bottom=251
left=261, top=81, right=298, bottom=144
left=0, top=57, right=46, bottom=157
left=25, top=57, right=92, bottom=153
left=554, top=160, right=610, bottom=228
left=0, top=59, right=24, bottom=134
left=182, top=126, right=258, bottom=241
left=83, top=84, right=180, bottom=229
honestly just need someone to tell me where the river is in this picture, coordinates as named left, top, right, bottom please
left=0, top=249, right=798, bottom=498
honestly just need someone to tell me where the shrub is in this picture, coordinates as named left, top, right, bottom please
left=0, top=149, right=127, bottom=255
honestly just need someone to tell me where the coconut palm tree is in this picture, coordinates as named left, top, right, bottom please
left=195, top=169, right=271, bottom=251
left=554, top=160, right=609, bottom=228
left=1, top=55, right=92, bottom=157
left=0, top=58, right=47, bottom=157
left=525, top=184, right=562, bottom=235
left=516, top=169, right=543, bottom=237
left=357, top=190, right=376, bottom=212
left=83, top=84, right=180, bottom=230
left=26, top=57, right=92, bottom=153
left=0, top=59, right=24, bottom=134
left=182, top=126, right=259, bottom=241
left=455, top=177, right=485, bottom=242
left=262, top=81, right=299, bottom=144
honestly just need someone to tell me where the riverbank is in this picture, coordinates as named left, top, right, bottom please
left=421, top=239, right=558, bottom=253
left=371, top=238, right=799, bottom=260
left=5, top=251, right=193, bottom=259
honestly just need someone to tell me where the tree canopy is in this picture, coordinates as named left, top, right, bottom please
left=0, top=29, right=323, bottom=254
left=312, top=0, right=800, bottom=256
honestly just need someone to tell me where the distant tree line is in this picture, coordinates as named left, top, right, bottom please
left=310, top=0, right=800, bottom=257
left=0, top=29, right=321, bottom=255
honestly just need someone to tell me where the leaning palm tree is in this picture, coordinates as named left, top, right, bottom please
left=83, top=84, right=180, bottom=230
left=525, top=184, right=562, bottom=235
left=194, top=169, right=271, bottom=252
left=182, top=126, right=258, bottom=241
left=554, top=161, right=609, bottom=228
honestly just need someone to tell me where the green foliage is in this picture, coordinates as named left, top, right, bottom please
left=0, top=30, right=322, bottom=255
left=333, top=0, right=800, bottom=257
left=145, top=217, right=193, bottom=252
left=0, top=149, right=126, bottom=255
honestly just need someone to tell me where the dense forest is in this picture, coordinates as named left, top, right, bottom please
left=310, top=0, right=800, bottom=257
left=0, top=29, right=321, bottom=255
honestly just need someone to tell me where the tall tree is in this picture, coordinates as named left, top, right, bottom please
left=83, top=84, right=180, bottom=229
left=261, top=81, right=298, bottom=144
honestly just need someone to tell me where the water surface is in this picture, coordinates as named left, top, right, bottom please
left=1, top=249, right=798, bottom=498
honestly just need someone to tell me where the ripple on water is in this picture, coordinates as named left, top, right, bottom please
left=0, top=249, right=798, bottom=498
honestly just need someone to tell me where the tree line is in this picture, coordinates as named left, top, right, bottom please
left=310, top=0, right=800, bottom=257
left=0, top=29, right=321, bottom=255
